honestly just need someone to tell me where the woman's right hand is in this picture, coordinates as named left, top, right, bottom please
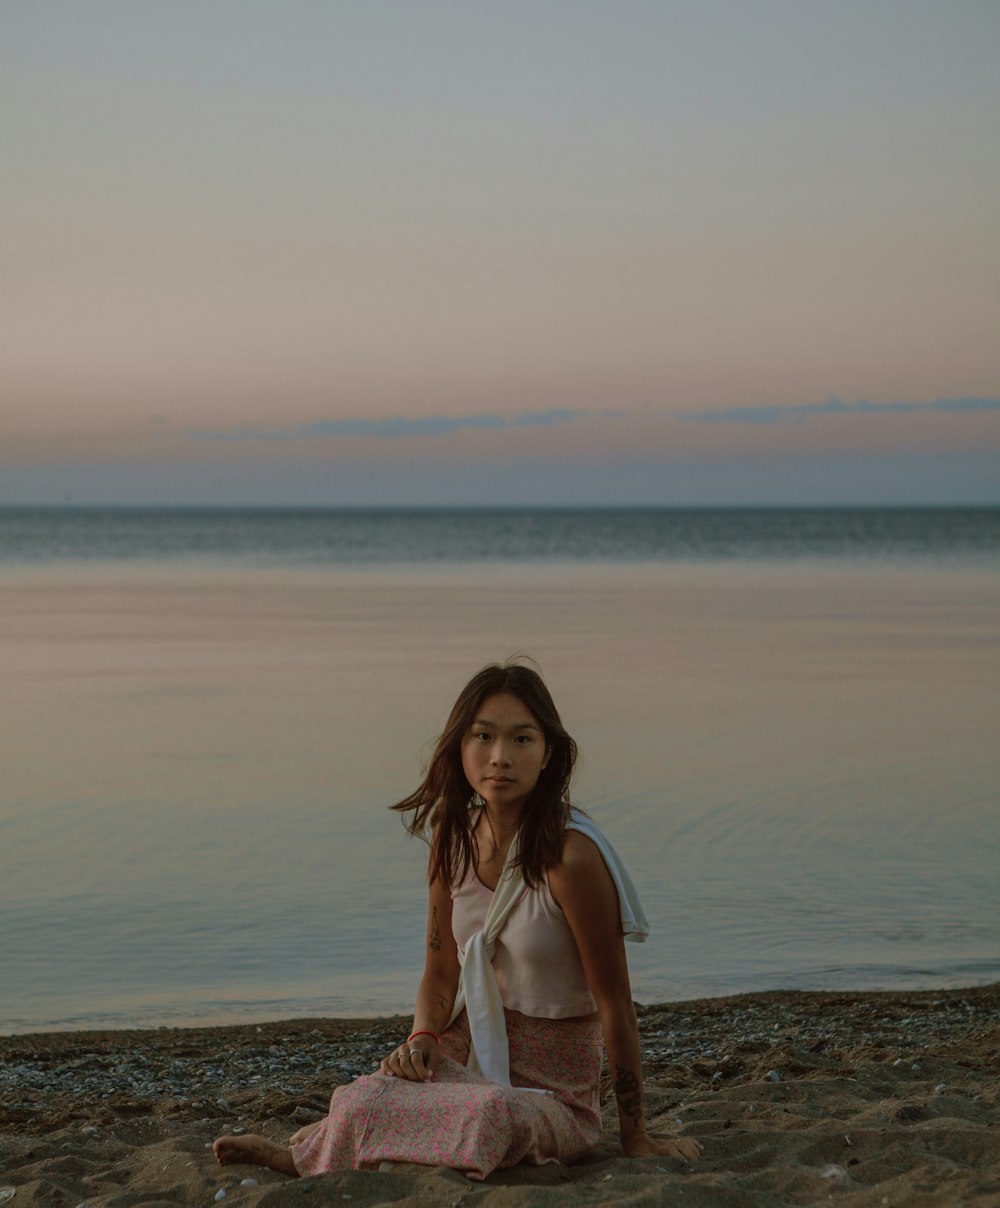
left=379, top=1036, right=440, bottom=1082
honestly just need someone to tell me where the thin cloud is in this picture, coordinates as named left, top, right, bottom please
left=679, top=396, right=1000, bottom=425
left=191, top=408, right=586, bottom=442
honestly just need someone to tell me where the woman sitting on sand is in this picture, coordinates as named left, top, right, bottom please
left=214, top=660, right=703, bottom=1179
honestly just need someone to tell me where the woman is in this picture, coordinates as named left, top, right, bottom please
left=214, top=660, right=702, bottom=1178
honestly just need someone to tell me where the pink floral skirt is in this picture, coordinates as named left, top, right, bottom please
left=291, top=1008, right=603, bottom=1180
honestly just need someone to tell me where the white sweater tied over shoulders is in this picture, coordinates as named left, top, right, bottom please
left=446, top=807, right=648, bottom=1088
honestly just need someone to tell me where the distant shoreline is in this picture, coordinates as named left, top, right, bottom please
left=3, top=502, right=999, bottom=512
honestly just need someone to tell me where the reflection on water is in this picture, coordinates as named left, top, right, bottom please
left=1, top=560, right=998, bottom=1032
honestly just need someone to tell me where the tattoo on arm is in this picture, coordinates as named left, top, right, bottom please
left=435, top=992, right=449, bottom=1015
left=613, top=1065, right=643, bottom=1125
left=429, top=906, right=442, bottom=952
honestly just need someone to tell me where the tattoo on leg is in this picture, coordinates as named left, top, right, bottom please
left=429, top=906, right=442, bottom=952
left=613, top=1065, right=643, bottom=1125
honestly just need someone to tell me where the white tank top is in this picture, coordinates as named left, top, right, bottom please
left=450, top=865, right=598, bottom=1019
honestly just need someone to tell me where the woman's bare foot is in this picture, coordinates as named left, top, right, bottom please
left=212, top=1134, right=298, bottom=1177
left=289, top=1119, right=322, bottom=1147
left=623, top=1133, right=704, bottom=1161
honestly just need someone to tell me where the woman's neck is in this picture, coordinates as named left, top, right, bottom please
left=479, top=804, right=520, bottom=861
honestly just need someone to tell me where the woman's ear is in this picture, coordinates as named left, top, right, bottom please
left=542, top=744, right=551, bottom=770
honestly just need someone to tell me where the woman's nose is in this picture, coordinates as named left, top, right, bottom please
left=490, top=741, right=512, bottom=765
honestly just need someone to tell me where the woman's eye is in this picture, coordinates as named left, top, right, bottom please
left=475, top=731, right=491, bottom=741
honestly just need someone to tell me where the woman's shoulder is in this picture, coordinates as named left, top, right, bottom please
left=550, top=824, right=609, bottom=884
left=546, top=824, right=622, bottom=924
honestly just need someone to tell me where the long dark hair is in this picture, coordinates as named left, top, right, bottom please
left=392, top=659, right=577, bottom=888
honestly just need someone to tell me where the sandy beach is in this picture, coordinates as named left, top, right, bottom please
left=2, top=983, right=998, bottom=1207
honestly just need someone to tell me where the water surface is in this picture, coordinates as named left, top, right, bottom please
left=1, top=509, right=997, bottom=1032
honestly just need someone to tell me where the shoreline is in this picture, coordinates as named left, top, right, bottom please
left=3, top=983, right=998, bottom=1205
left=4, top=979, right=1000, bottom=1047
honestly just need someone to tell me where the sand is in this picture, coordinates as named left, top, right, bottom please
left=2, top=984, right=998, bottom=1207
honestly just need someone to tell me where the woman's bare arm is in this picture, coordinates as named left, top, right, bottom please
left=549, top=832, right=702, bottom=1161
left=379, top=873, right=460, bottom=1083
left=413, top=874, right=461, bottom=1037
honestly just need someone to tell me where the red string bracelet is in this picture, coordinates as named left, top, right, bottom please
left=407, top=1029, right=439, bottom=1044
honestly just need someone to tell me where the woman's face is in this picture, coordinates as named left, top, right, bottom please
left=460, top=692, right=551, bottom=815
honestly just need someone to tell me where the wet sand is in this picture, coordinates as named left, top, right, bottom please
left=2, top=983, right=998, bottom=1207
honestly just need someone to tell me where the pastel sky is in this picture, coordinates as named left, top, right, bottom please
left=4, top=0, right=999, bottom=505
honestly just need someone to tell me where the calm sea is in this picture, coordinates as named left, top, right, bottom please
left=2, top=505, right=999, bottom=568
left=1, top=507, right=998, bottom=1034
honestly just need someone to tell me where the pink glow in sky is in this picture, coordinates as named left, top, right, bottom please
left=3, top=1, right=999, bottom=504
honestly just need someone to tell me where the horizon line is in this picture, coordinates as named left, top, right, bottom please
left=2, top=501, right=998, bottom=512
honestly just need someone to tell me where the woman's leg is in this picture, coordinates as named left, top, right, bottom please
left=288, top=1119, right=323, bottom=1146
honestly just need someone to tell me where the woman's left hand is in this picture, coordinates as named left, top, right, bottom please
left=623, top=1132, right=704, bottom=1161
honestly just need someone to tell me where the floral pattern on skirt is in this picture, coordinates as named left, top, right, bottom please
left=291, top=1008, right=603, bottom=1180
